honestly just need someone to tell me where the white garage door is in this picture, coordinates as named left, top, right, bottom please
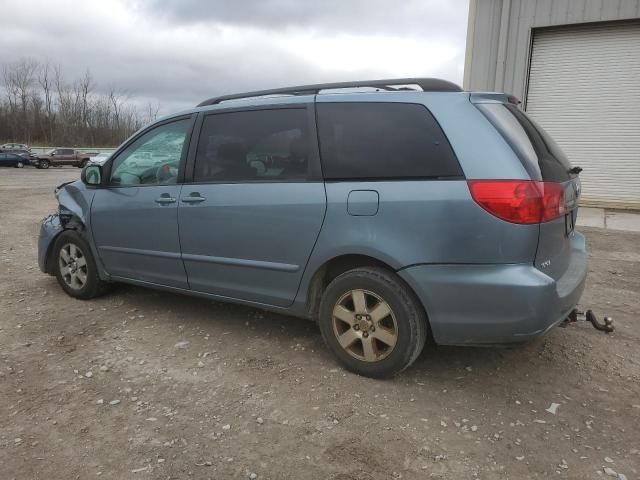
left=526, top=22, right=640, bottom=208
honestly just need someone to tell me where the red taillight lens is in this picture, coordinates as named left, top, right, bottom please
left=467, top=180, right=565, bottom=224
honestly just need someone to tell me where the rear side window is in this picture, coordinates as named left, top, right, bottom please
left=194, top=108, right=311, bottom=182
left=317, top=103, right=462, bottom=179
left=477, top=103, right=572, bottom=182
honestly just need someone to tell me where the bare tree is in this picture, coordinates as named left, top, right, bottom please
left=12, top=58, right=38, bottom=142
left=108, top=88, right=129, bottom=144
left=1, top=57, right=154, bottom=147
left=2, top=64, right=20, bottom=140
left=109, top=90, right=120, bottom=129
left=38, top=61, right=55, bottom=143
left=144, top=101, right=161, bottom=124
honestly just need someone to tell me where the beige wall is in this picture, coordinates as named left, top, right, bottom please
left=463, top=0, right=640, bottom=101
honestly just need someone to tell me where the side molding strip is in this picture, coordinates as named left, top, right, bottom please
left=99, top=246, right=300, bottom=272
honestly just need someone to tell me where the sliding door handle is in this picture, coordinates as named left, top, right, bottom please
left=181, top=193, right=206, bottom=203
left=155, top=194, right=176, bottom=204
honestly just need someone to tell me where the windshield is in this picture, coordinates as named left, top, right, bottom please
left=47, top=149, right=56, bottom=155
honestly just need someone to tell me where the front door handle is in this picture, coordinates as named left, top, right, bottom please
left=181, top=193, right=206, bottom=203
left=155, top=194, right=176, bottom=204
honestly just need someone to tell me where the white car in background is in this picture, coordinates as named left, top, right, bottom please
left=88, top=152, right=111, bottom=166
left=0, top=143, right=30, bottom=151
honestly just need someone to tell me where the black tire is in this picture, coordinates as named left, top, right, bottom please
left=15, top=161, right=24, bottom=168
left=318, top=267, right=428, bottom=378
left=39, top=159, right=50, bottom=169
left=79, top=159, right=88, bottom=168
left=52, top=230, right=109, bottom=300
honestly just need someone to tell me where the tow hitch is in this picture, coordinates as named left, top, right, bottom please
left=562, top=309, right=614, bottom=333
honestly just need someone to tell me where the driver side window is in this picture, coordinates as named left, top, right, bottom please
left=110, top=118, right=191, bottom=186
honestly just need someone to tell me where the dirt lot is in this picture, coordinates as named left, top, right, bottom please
left=1, top=168, right=639, bottom=480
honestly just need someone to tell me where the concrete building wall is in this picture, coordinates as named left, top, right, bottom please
left=463, top=0, right=640, bottom=102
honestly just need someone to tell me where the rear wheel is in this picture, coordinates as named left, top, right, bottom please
left=52, top=231, right=109, bottom=299
left=318, top=267, right=428, bottom=378
left=15, top=161, right=24, bottom=168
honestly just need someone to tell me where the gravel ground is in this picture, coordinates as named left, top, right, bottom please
left=1, top=168, right=639, bottom=480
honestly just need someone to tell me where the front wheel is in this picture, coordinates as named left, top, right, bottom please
left=52, top=231, right=109, bottom=299
left=318, top=267, right=428, bottom=378
left=39, top=159, right=50, bottom=169
left=15, top=161, right=24, bottom=168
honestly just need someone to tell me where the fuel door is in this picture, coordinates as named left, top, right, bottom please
left=347, top=190, right=379, bottom=216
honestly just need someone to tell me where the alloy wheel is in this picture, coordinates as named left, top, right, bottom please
left=331, top=289, right=398, bottom=362
left=58, top=243, right=88, bottom=290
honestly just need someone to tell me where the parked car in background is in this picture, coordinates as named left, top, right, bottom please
left=1, top=145, right=40, bottom=163
left=0, top=143, right=30, bottom=152
left=37, top=78, right=586, bottom=378
left=89, top=152, right=111, bottom=166
left=31, top=148, right=91, bottom=169
left=0, top=152, right=30, bottom=168
left=10, top=149, right=35, bottom=160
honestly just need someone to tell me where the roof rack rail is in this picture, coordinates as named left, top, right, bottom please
left=196, top=77, right=462, bottom=107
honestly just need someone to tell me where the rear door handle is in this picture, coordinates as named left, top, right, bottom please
left=155, top=194, right=176, bottom=204
left=182, top=193, right=206, bottom=203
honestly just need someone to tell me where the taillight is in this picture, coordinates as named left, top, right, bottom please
left=467, top=180, right=565, bottom=224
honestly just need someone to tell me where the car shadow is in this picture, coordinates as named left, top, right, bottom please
left=97, top=283, right=568, bottom=380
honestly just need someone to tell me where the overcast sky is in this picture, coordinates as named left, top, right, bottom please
left=1, top=0, right=469, bottom=115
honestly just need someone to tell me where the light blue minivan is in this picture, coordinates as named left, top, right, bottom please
left=38, top=78, right=586, bottom=378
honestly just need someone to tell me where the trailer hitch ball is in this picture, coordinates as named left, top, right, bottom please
left=565, top=309, right=615, bottom=333
left=585, top=310, right=614, bottom=333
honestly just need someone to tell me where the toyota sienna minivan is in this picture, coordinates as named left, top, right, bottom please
left=38, top=78, right=586, bottom=378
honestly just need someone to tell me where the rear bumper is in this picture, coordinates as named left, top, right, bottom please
left=398, top=232, right=587, bottom=346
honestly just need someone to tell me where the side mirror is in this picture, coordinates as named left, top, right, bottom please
left=82, top=164, right=102, bottom=186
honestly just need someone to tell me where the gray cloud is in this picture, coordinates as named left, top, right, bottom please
left=1, top=0, right=468, bottom=115
left=138, top=0, right=467, bottom=37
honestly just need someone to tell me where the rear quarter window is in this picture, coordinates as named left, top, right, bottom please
left=317, top=102, right=462, bottom=180
left=476, top=103, right=573, bottom=182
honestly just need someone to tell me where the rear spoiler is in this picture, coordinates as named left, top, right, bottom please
left=469, top=92, right=521, bottom=105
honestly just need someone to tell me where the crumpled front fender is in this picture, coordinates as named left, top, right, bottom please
left=38, top=180, right=104, bottom=277
left=38, top=214, right=64, bottom=274
left=55, top=180, right=93, bottom=228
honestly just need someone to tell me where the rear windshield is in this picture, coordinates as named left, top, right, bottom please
left=477, top=103, right=572, bottom=182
